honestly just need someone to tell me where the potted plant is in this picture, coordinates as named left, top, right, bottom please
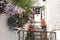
left=25, top=25, right=35, bottom=40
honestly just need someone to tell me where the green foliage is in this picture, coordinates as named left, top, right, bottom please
left=7, top=13, right=29, bottom=28
left=8, top=0, right=33, bottom=28
left=12, top=0, right=32, bottom=16
left=7, top=14, right=24, bottom=28
left=13, top=0, right=32, bottom=8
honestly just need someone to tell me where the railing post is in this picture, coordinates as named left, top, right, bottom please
left=54, top=32, right=56, bottom=40
left=17, top=30, right=20, bottom=40
left=23, top=31, right=24, bottom=40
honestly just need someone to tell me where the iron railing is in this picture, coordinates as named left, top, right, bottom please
left=17, top=30, right=56, bottom=40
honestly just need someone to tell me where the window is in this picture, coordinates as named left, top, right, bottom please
left=33, top=7, right=42, bottom=14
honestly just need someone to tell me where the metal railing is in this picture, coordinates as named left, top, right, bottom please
left=17, top=30, right=56, bottom=40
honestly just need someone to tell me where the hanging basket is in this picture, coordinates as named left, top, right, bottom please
left=7, top=13, right=29, bottom=30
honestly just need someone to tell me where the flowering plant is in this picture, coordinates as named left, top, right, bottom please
left=28, top=25, right=34, bottom=31
left=0, top=0, right=6, bottom=13
left=41, top=19, right=46, bottom=29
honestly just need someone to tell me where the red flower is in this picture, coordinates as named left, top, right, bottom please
left=41, top=19, right=46, bottom=26
left=28, top=25, right=34, bottom=31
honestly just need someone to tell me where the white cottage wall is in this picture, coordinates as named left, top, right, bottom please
left=46, top=0, right=60, bottom=31
left=46, top=0, right=60, bottom=40
left=0, top=14, right=18, bottom=40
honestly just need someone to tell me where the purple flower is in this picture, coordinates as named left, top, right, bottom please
left=5, top=4, right=16, bottom=16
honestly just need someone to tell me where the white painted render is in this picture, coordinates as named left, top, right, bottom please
left=46, top=0, right=60, bottom=40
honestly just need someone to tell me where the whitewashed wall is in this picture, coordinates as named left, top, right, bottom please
left=0, top=14, right=18, bottom=40
left=46, top=0, right=60, bottom=31
left=46, top=0, right=60, bottom=40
